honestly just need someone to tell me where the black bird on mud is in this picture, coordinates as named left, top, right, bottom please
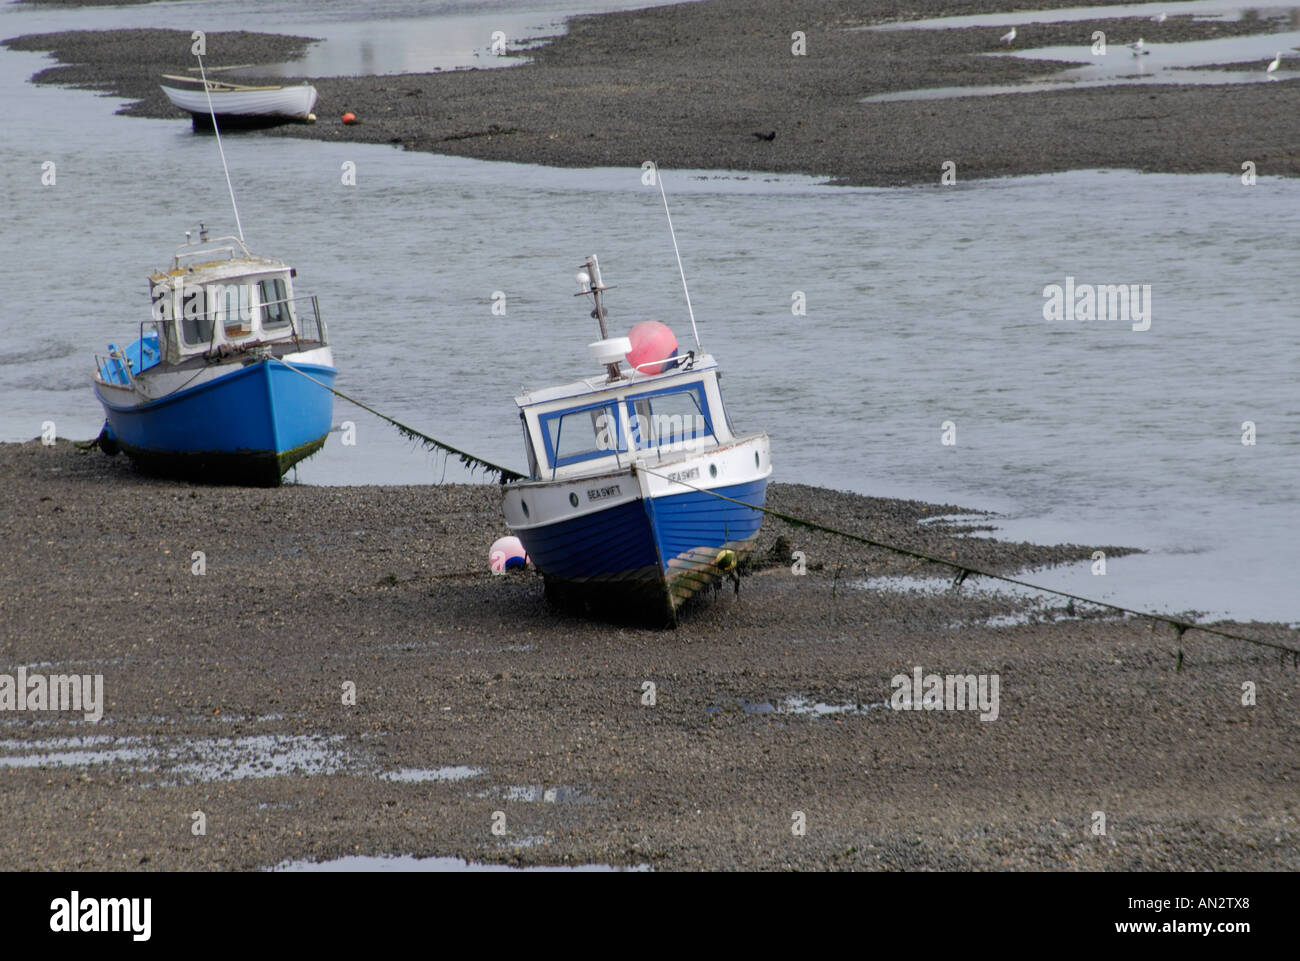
left=752, top=130, right=776, bottom=141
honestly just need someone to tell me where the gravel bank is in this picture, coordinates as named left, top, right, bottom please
left=2, top=440, right=1295, bottom=871
left=5, top=2, right=1300, bottom=185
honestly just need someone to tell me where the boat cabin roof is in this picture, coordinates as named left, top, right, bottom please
left=150, top=234, right=289, bottom=286
left=513, top=354, right=739, bottom=480
left=515, top=353, right=717, bottom=410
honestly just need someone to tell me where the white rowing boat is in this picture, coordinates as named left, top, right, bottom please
left=160, top=76, right=318, bottom=124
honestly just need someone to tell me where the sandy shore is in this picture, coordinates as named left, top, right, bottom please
left=6, top=2, right=1300, bottom=185
left=1, top=440, right=1295, bottom=871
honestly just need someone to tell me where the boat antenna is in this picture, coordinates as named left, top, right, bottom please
left=652, top=162, right=701, bottom=351
left=196, top=54, right=245, bottom=244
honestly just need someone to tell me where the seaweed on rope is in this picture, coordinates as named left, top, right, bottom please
left=275, top=358, right=524, bottom=484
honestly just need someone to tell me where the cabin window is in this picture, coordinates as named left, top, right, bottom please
left=625, top=384, right=713, bottom=448
left=179, top=287, right=214, bottom=347
left=539, top=402, right=624, bottom=468
left=259, top=278, right=291, bottom=329
left=214, top=283, right=252, bottom=337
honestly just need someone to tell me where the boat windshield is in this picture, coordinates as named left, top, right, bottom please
left=540, top=401, right=624, bottom=468
left=625, top=383, right=714, bottom=449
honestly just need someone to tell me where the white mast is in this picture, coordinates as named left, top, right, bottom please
left=653, top=162, right=701, bottom=352
left=196, top=54, right=246, bottom=244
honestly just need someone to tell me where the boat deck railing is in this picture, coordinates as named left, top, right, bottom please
left=569, top=350, right=700, bottom=394
left=627, top=350, right=696, bottom=377
left=187, top=293, right=327, bottom=355
left=94, top=321, right=164, bottom=386
left=173, top=294, right=327, bottom=353
left=94, top=296, right=327, bottom=387
left=283, top=295, right=327, bottom=349
left=170, top=235, right=255, bottom=269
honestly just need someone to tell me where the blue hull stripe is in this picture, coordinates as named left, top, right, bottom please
left=653, top=479, right=767, bottom=561
left=522, top=499, right=661, bottom=580
left=519, top=478, right=767, bottom=582
left=96, top=360, right=336, bottom=457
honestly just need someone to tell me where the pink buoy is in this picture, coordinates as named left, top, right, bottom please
left=489, top=535, right=528, bottom=573
left=625, top=320, right=678, bottom=375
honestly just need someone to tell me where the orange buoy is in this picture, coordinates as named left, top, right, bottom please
left=341, top=112, right=357, bottom=125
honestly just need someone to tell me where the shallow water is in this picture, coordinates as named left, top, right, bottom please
left=861, top=1, right=1300, bottom=101
left=706, top=696, right=886, bottom=717
left=0, top=732, right=348, bottom=782
left=2, top=2, right=1298, bottom=623
left=0, top=0, right=673, bottom=74
left=379, top=765, right=482, bottom=782
left=480, top=784, right=589, bottom=802
left=864, top=0, right=1300, bottom=31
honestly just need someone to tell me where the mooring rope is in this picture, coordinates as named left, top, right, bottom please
left=634, top=465, right=1300, bottom=660
left=273, top=358, right=524, bottom=483
left=108, top=348, right=1294, bottom=658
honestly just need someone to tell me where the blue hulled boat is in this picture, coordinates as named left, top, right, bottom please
left=93, top=225, right=336, bottom=485
left=502, top=254, right=772, bottom=625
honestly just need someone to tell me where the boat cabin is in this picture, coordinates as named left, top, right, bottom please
left=515, top=352, right=737, bottom=481
left=148, top=230, right=323, bottom=362
left=97, top=227, right=327, bottom=386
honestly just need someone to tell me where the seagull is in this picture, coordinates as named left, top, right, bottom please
left=1151, top=12, right=1167, bottom=24
left=1000, top=27, right=1016, bottom=46
left=1130, top=38, right=1148, bottom=56
left=1267, top=51, right=1282, bottom=79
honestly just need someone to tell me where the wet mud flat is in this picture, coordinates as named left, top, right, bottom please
left=7, top=0, right=1300, bottom=185
left=5, top=1, right=1300, bottom=186
left=1, top=440, right=1296, bottom=871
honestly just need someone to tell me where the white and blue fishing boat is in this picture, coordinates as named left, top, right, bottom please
left=92, top=224, right=336, bottom=485
left=502, top=253, right=772, bottom=625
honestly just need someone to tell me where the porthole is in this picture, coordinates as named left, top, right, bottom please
left=569, top=492, right=579, bottom=508
left=521, top=500, right=530, bottom=518
left=754, top=452, right=760, bottom=468
left=709, top=464, right=718, bottom=478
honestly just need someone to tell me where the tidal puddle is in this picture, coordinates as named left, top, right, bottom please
left=271, top=854, right=648, bottom=872
left=0, top=0, right=681, bottom=80
left=480, top=785, right=590, bottom=803
left=918, top=513, right=999, bottom=532
left=851, top=574, right=975, bottom=594
left=0, top=734, right=348, bottom=784
left=860, top=2, right=1300, bottom=101
left=855, top=564, right=1149, bottom=628
left=0, top=735, right=152, bottom=769
left=706, top=696, right=886, bottom=717
left=782, top=695, right=889, bottom=716
left=862, top=0, right=1300, bottom=32
left=0, top=731, right=505, bottom=787
left=379, top=765, right=482, bottom=783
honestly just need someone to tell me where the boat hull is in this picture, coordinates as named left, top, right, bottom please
left=504, top=434, right=771, bottom=624
left=94, top=356, right=336, bottom=486
left=160, top=84, right=319, bottom=125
